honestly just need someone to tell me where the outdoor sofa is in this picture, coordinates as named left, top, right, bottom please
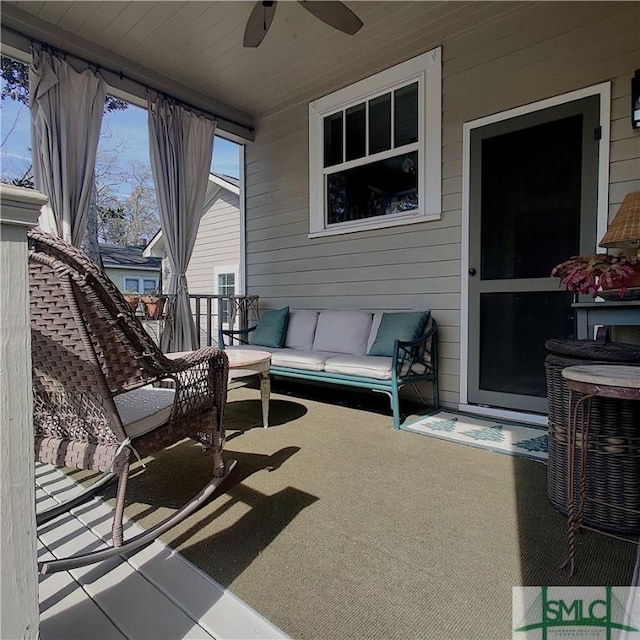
left=219, top=307, right=439, bottom=428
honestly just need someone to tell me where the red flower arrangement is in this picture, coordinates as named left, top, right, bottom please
left=551, top=253, right=638, bottom=298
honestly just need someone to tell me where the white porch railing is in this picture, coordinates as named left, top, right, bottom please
left=0, top=184, right=47, bottom=640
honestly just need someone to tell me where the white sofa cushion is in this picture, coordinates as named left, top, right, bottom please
left=114, top=387, right=175, bottom=439
left=226, top=345, right=330, bottom=371
left=312, top=310, right=373, bottom=356
left=270, top=348, right=335, bottom=371
left=285, top=310, right=319, bottom=350
left=323, top=355, right=394, bottom=380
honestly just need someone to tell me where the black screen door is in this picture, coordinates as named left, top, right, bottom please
left=467, top=96, right=600, bottom=413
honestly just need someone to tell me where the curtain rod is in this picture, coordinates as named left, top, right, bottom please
left=2, top=25, right=255, bottom=136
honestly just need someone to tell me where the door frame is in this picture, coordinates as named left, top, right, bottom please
left=459, top=82, right=611, bottom=425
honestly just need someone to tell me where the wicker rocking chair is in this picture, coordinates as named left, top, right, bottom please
left=28, top=229, right=235, bottom=575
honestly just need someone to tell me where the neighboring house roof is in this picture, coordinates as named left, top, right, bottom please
left=143, top=172, right=239, bottom=257
left=99, top=244, right=161, bottom=272
left=213, top=174, right=240, bottom=191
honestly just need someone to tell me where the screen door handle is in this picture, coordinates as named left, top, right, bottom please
left=468, top=268, right=477, bottom=276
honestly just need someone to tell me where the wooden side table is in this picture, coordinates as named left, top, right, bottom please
left=226, top=349, right=272, bottom=429
left=166, top=348, right=272, bottom=428
left=572, top=300, right=640, bottom=340
left=560, top=365, right=640, bottom=576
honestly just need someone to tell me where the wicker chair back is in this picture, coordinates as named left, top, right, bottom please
left=28, top=229, right=232, bottom=574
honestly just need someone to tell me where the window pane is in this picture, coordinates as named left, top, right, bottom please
left=481, top=115, right=583, bottom=280
left=125, top=278, right=139, bottom=292
left=327, top=151, right=418, bottom=225
left=369, top=93, right=391, bottom=154
left=394, top=82, right=418, bottom=147
left=218, top=273, right=236, bottom=323
left=345, top=103, right=366, bottom=161
left=323, top=112, right=343, bottom=167
left=480, top=291, right=575, bottom=397
left=217, top=273, right=235, bottom=295
left=143, top=279, right=156, bottom=292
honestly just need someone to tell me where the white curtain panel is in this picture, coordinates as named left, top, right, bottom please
left=147, top=94, right=216, bottom=353
left=29, top=45, right=106, bottom=246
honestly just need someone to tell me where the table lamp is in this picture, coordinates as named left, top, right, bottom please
left=599, top=191, right=640, bottom=256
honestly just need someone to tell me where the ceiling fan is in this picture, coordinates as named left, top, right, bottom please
left=243, top=1, right=363, bottom=47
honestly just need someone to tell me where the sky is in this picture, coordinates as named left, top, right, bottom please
left=0, top=92, right=241, bottom=188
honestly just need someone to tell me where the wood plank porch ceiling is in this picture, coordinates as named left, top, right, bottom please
left=3, top=1, right=531, bottom=122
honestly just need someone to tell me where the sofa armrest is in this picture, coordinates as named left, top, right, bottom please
left=392, top=315, right=438, bottom=380
left=218, top=325, right=257, bottom=348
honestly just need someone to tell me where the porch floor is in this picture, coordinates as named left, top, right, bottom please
left=36, top=463, right=287, bottom=640
left=36, top=379, right=639, bottom=639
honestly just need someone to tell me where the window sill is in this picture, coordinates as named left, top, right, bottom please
left=308, top=212, right=441, bottom=239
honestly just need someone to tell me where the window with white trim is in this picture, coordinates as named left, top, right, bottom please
left=308, top=48, right=442, bottom=237
left=214, top=265, right=239, bottom=326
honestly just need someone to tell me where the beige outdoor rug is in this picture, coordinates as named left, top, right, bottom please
left=86, top=381, right=636, bottom=640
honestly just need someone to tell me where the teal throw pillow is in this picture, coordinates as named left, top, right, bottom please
left=252, top=307, right=290, bottom=348
left=368, top=311, right=429, bottom=357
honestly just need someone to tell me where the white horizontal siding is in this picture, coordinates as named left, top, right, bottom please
left=187, top=192, right=240, bottom=295
left=247, top=246, right=461, bottom=276
left=244, top=2, right=640, bottom=409
left=609, top=74, right=640, bottom=211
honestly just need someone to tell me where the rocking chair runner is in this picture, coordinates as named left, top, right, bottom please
left=28, top=229, right=235, bottom=575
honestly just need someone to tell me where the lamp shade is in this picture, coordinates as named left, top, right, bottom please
left=599, top=191, right=640, bottom=248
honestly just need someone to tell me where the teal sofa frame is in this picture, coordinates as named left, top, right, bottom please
left=219, top=315, right=439, bottom=429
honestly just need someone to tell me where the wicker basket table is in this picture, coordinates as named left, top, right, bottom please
left=560, top=365, right=640, bottom=576
left=545, top=339, right=640, bottom=536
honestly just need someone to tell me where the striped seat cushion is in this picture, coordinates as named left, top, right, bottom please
left=114, top=387, right=175, bottom=439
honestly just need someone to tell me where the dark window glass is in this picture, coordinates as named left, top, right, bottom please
left=345, top=103, right=366, bottom=161
left=394, top=82, right=418, bottom=147
left=327, top=151, right=418, bottom=225
left=369, top=93, right=391, bottom=154
left=479, top=291, right=575, bottom=398
left=323, top=112, right=343, bottom=167
left=480, top=115, right=583, bottom=280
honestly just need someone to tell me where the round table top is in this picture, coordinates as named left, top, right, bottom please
left=225, top=349, right=272, bottom=368
left=561, top=365, right=640, bottom=389
left=166, top=348, right=271, bottom=368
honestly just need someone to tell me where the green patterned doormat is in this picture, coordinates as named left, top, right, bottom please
left=401, top=411, right=548, bottom=462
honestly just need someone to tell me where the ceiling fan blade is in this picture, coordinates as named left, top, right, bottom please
left=298, top=1, right=363, bottom=35
left=243, top=1, right=278, bottom=47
